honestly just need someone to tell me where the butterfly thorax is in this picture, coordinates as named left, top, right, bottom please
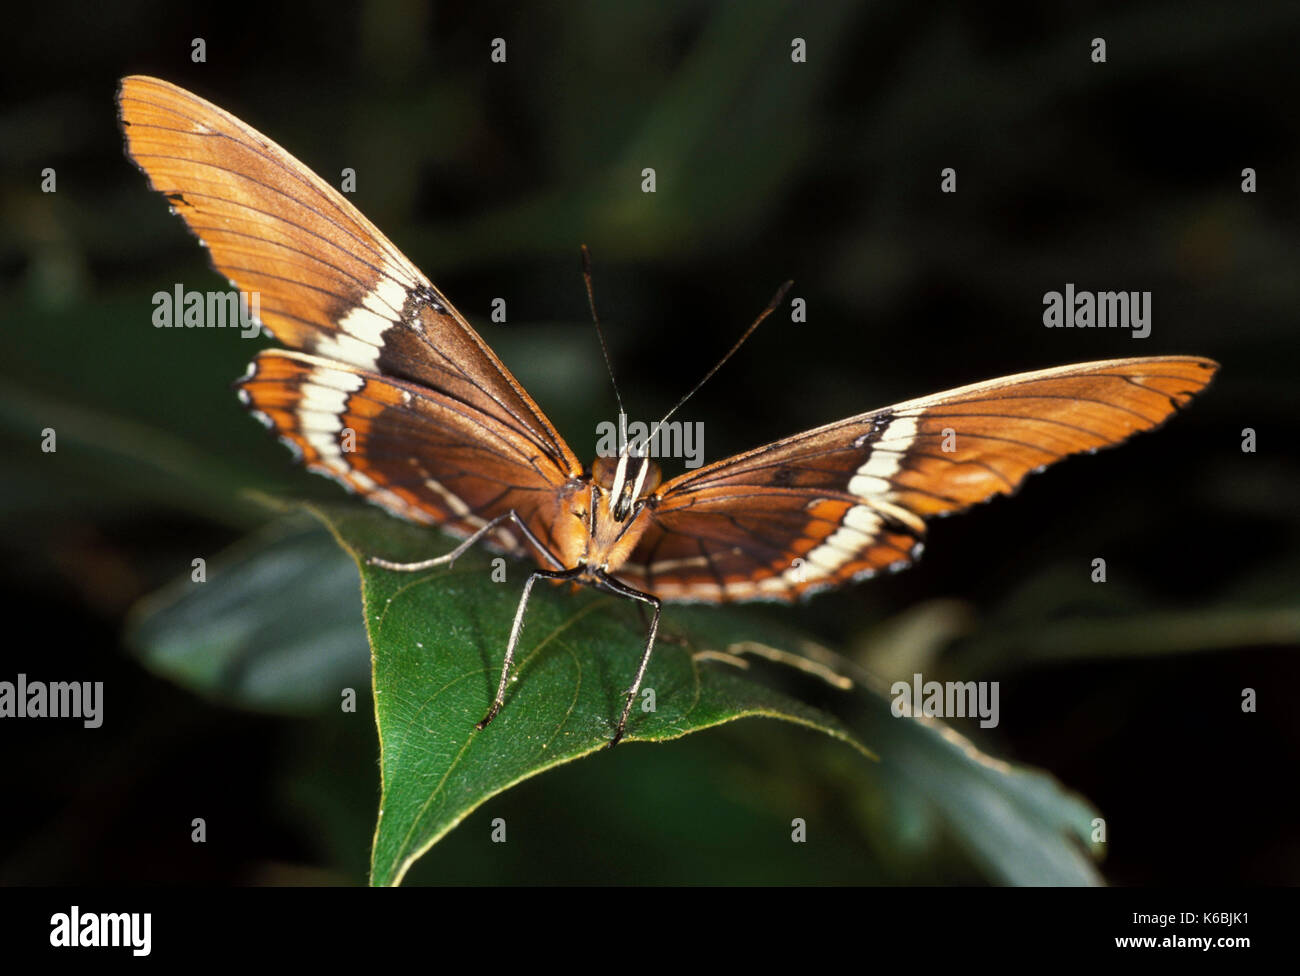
left=564, top=453, right=662, bottom=574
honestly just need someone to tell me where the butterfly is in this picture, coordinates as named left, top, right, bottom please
left=118, top=76, right=1218, bottom=744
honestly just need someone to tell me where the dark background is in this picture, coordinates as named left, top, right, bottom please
left=2, top=1, right=1296, bottom=884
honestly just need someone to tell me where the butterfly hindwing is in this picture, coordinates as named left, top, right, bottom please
left=236, top=349, right=581, bottom=555
left=619, top=356, right=1218, bottom=602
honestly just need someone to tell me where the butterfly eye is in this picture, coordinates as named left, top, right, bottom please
left=591, top=455, right=619, bottom=489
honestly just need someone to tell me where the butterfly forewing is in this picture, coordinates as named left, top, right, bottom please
left=118, top=77, right=427, bottom=348
left=621, top=356, right=1218, bottom=602
left=118, top=75, right=582, bottom=545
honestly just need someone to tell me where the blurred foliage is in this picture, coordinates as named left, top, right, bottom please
left=126, top=515, right=372, bottom=712
left=2, top=0, right=1297, bottom=884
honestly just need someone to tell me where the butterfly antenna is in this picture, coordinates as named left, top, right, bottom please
left=581, top=246, right=627, bottom=438
left=646, top=280, right=793, bottom=449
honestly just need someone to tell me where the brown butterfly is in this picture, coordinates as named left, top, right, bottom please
left=118, top=76, right=1218, bottom=744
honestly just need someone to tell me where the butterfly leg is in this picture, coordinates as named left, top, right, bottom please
left=476, top=567, right=580, bottom=732
left=595, top=574, right=662, bottom=747
left=367, top=510, right=565, bottom=572
left=637, top=602, right=688, bottom=646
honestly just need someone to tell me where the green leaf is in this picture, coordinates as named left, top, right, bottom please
left=310, top=504, right=870, bottom=886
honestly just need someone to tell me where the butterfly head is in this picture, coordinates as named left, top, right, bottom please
left=593, top=449, right=661, bottom=523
